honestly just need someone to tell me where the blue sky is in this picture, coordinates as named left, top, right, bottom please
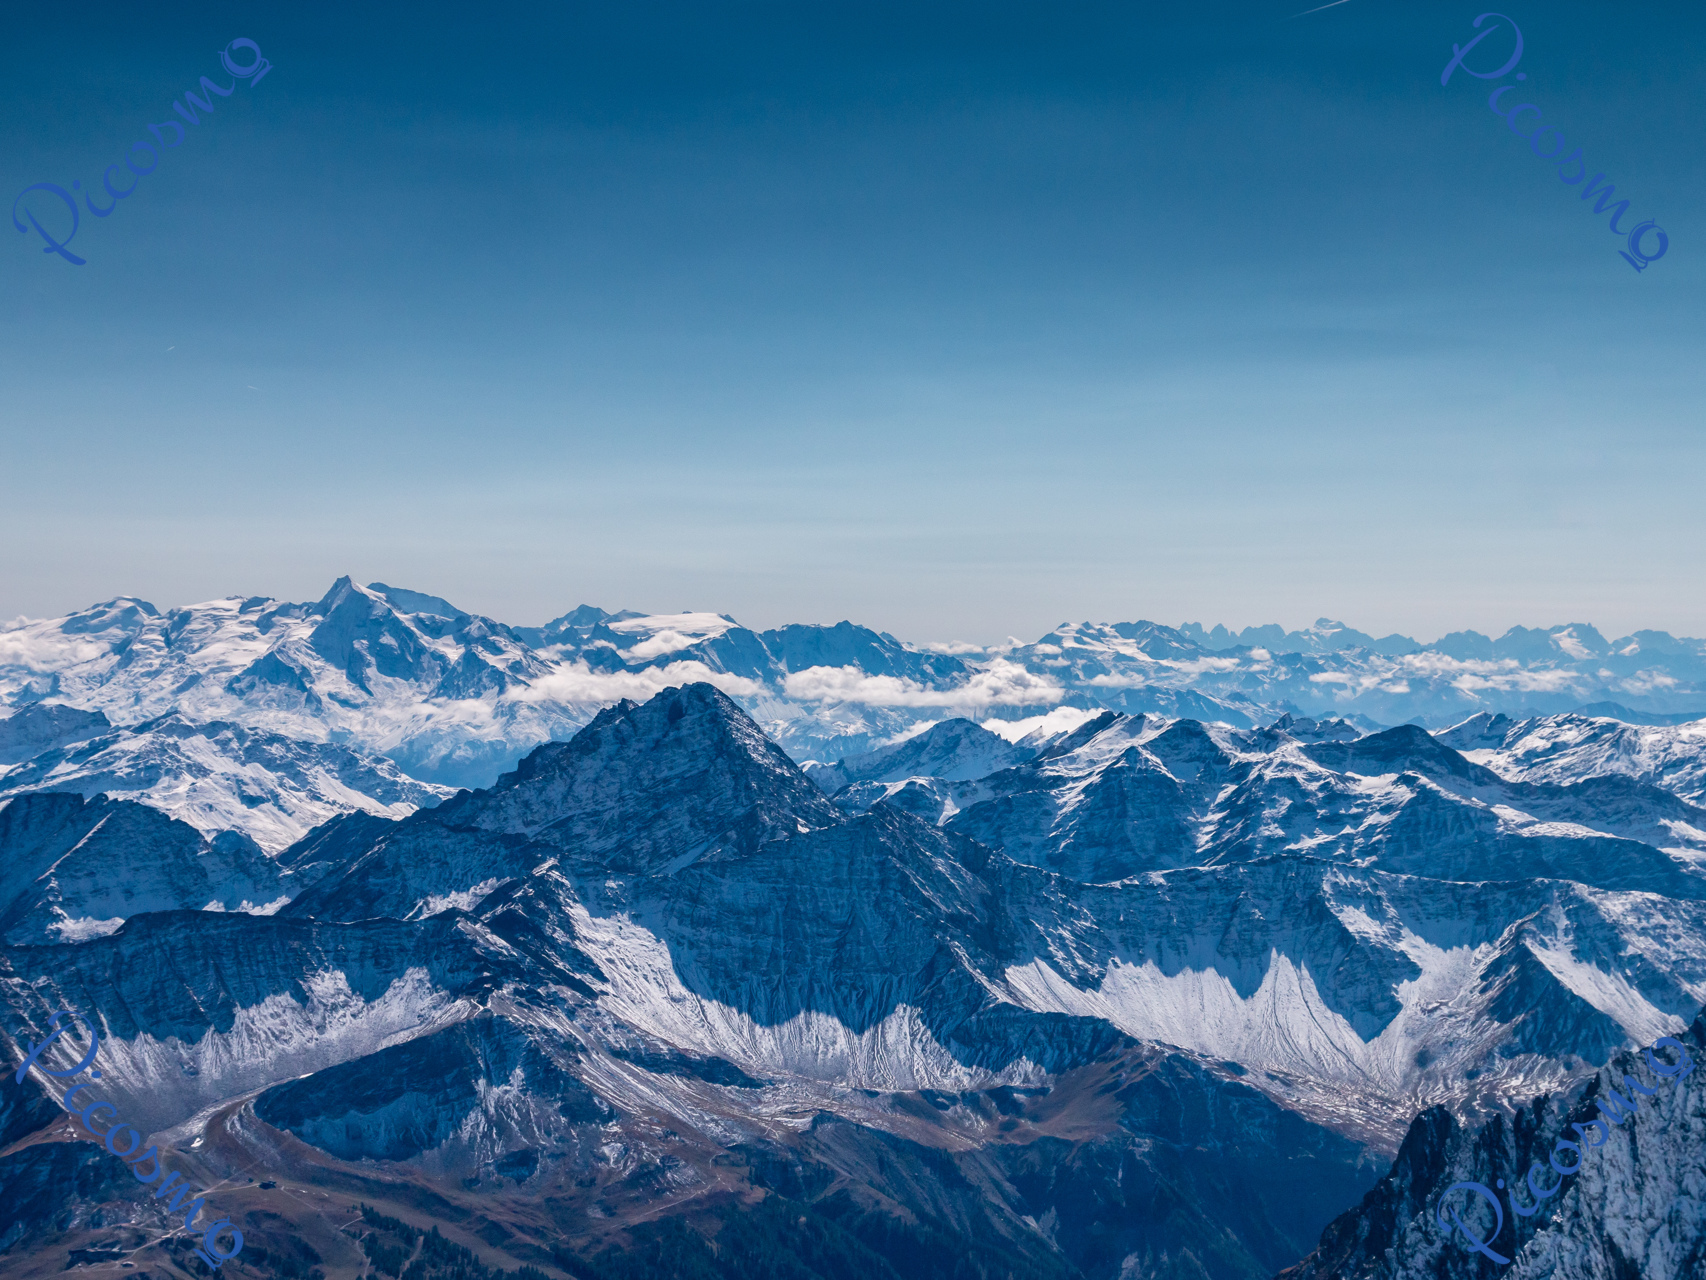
left=2, top=1, right=1701, bottom=645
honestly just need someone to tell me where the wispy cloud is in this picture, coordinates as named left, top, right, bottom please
left=515, top=659, right=765, bottom=705
left=782, top=659, right=1063, bottom=708
left=980, top=705, right=1102, bottom=743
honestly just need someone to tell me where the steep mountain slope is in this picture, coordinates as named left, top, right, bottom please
left=811, top=707, right=1706, bottom=1143
left=996, top=859, right=1706, bottom=1142
left=0, top=685, right=1391, bottom=1280
left=1278, top=1011, right=1706, bottom=1280
left=0, top=703, right=111, bottom=763
left=7, top=683, right=1706, bottom=1280
left=0, top=711, right=452, bottom=852
left=0, top=792, right=284, bottom=943
left=6, top=587, right=1706, bottom=1280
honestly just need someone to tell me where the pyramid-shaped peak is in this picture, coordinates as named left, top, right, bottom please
left=449, top=683, right=844, bottom=872
left=1303, top=722, right=1484, bottom=781
left=311, top=575, right=365, bottom=614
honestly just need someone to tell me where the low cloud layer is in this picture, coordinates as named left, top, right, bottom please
left=782, top=659, right=1063, bottom=709
left=516, top=660, right=765, bottom=705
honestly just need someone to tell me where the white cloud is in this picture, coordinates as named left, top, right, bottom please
left=0, top=624, right=113, bottom=671
left=626, top=629, right=698, bottom=660
left=980, top=705, right=1101, bottom=743
left=608, top=612, right=736, bottom=638
left=515, top=659, right=764, bottom=705
left=782, top=659, right=1064, bottom=709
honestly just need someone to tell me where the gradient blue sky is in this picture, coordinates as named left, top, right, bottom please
left=3, top=0, right=1701, bottom=645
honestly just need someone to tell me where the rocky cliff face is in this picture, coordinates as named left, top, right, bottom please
left=2, top=682, right=1703, bottom=1280
left=1277, top=1012, right=1706, bottom=1280
left=0, top=711, right=453, bottom=853
left=0, top=792, right=285, bottom=944
left=0, top=685, right=1387, bottom=1280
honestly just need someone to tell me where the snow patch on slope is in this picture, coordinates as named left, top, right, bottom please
left=571, top=903, right=1042, bottom=1091
left=39, top=966, right=469, bottom=1135
left=1004, top=917, right=1690, bottom=1117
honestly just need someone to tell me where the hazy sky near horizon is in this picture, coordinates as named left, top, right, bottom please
left=2, top=1, right=1702, bottom=645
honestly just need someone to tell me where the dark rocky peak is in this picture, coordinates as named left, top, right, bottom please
left=274, top=688, right=833, bottom=916
left=0, top=704, right=111, bottom=764
left=363, top=587, right=545, bottom=683
left=638, top=802, right=1008, bottom=1035
left=0, top=792, right=281, bottom=944
left=1304, top=724, right=1491, bottom=784
left=1029, top=710, right=1124, bottom=763
left=1141, top=718, right=1239, bottom=787
left=1280, top=1008, right=1706, bottom=1279
left=436, top=683, right=844, bottom=872
left=1433, top=711, right=1520, bottom=751
left=252, top=1014, right=608, bottom=1166
left=276, top=809, right=404, bottom=886
left=307, top=577, right=446, bottom=692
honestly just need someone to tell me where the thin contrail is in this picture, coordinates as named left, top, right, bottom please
left=1288, top=0, right=1354, bottom=16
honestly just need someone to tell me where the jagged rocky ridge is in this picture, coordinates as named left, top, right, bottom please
left=3, top=684, right=1389, bottom=1280
left=3, top=684, right=1704, bottom=1280
left=1441, top=711, right=1706, bottom=806
left=1277, top=1010, right=1706, bottom=1280
left=0, top=792, right=286, bottom=945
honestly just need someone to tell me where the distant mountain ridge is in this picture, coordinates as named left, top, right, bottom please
left=3, top=581, right=1704, bottom=891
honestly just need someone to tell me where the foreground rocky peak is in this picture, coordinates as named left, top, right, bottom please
left=289, top=683, right=847, bottom=921
left=1279, top=1011, right=1706, bottom=1280
left=457, top=682, right=844, bottom=857
left=7, top=675, right=1706, bottom=1280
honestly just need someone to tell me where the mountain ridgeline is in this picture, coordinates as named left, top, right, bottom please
left=3, top=576, right=1706, bottom=1280
left=2, top=682, right=1704, bottom=1278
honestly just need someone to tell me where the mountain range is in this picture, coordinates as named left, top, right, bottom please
left=3, top=582, right=1705, bottom=1279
